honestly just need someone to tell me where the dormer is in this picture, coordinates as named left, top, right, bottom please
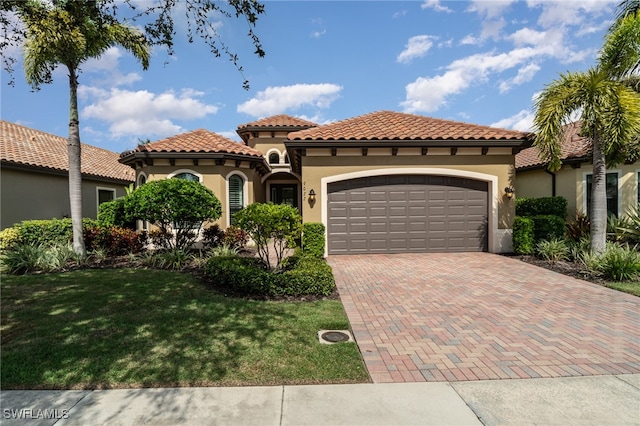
left=236, top=115, right=318, bottom=155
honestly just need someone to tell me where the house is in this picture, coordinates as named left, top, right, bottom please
left=515, top=121, right=639, bottom=218
left=1, top=120, right=135, bottom=229
left=119, top=111, right=531, bottom=255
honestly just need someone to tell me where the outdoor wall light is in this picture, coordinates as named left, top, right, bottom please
left=308, top=189, right=316, bottom=202
left=504, top=187, right=515, bottom=199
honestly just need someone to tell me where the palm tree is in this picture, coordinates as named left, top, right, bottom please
left=533, top=12, right=640, bottom=254
left=16, top=0, right=150, bottom=255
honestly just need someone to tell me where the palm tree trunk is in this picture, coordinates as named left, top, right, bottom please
left=590, top=133, right=607, bottom=254
left=68, top=66, right=86, bottom=256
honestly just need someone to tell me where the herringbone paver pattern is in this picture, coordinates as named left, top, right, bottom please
left=328, top=253, right=640, bottom=383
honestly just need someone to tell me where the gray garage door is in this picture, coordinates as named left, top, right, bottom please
left=327, top=175, right=488, bottom=254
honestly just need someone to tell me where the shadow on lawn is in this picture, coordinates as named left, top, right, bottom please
left=1, top=269, right=297, bottom=389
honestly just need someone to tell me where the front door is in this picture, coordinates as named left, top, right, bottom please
left=271, top=184, right=298, bottom=208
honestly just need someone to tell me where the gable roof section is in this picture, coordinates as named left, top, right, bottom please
left=287, top=110, right=530, bottom=143
left=128, top=129, right=263, bottom=157
left=516, top=122, right=591, bottom=170
left=1, top=120, right=134, bottom=182
left=237, top=114, right=318, bottom=131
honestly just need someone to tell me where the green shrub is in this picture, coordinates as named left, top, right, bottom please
left=513, top=216, right=535, bottom=254
left=274, top=256, right=335, bottom=296
left=234, top=203, right=302, bottom=269
left=210, top=244, right=239, bottom=257
left=531, top=215, right=566, bottom=243
left=536, top=238, right=570, bottom=263
left=205, top=256, right=272, bottom=294
left=125, top=179, right=222, bottom=250
left=15, top=218, right=98, bottom=247
left=608, top=205, right=640, bottom=244
left=0, top=243, right=77, bottom=274
left=97, top=198, right=132, bottom=228
left=0, top=227, right=21, bottom=251
left=205, top=254, right=335, bottom=297
left=141, top=248, right=192, bottom=270
left=516, top=197, right=567, bottom=218
left=580, top=243, right=640, bottom=281
left=302, top=222, right=325, bottom=258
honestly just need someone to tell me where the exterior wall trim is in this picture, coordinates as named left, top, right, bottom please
left=95, top=186, right=117, bottom=217
left=320, top=168, right=500, bottom=256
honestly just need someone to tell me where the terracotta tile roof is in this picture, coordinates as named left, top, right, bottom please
left=237, top=114, right=318, bottom=130
left=131, top=129, right=263, bottom=157
left=287, top=110, right=529, bottom=141
left=516, top=121, right=590, bottom=170
left=1, top=120, right=134, bottom=182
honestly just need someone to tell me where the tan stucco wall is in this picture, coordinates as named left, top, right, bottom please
left=516, top=162, right=639, bottom=217
left=135, top=162, right=265, bottom=227
left=1, top=168, right=128, bottom=229
left=299, top=153, right=517, bottom=253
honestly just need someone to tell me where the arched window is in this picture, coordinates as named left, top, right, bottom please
left=228, top=174, right=245, bottom=225
left=137, top=173, right=147, bottom=188
left=173, top=172, right=200, bottom=181
left=268, top=152, right=280, bottom=164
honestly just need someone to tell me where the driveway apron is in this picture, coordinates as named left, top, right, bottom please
left=328, top=253, right=640, bottom=383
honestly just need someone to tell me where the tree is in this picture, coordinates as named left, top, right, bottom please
left=1, top=0, right=265, bottom=256
left=533, top=10, right=640, bottom=254
left=124, top=179, right=222, bottom=251
left=4, top=0, right=150, bottom=256
left=1, top=0, right=266, bottom=88
left=234, top=203, right=302, bottom=269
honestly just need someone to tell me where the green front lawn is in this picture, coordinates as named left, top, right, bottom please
left=1, top=269, right=369, bottom=389
left=605, top=280, right=640, bottom=297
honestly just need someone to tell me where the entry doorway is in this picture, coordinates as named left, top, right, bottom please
left=270, top=183, right=298, bottom=208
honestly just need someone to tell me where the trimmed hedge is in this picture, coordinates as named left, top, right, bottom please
left=15, top=218, right=98, bottom=246
left=205, top=254, right=335, bottom=297
left=516, top=196, right=567, bottom=218
left=302, top=222, right=325, bottom=258
left=530, top=215, right=566, bottom=243
left=97, top=198, right=132, bottom=228
left=513, top=216, right=535, bottom=255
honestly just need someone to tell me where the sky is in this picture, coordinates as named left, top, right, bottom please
left=1, top=0, right=621, bottom=153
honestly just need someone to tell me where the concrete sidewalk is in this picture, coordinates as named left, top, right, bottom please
left=2, top=374, right=639, bottom=425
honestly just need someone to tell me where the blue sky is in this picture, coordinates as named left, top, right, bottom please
left=1, top=0, right=619, bottom=153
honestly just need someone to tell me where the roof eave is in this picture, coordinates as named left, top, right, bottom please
left=1, top=160, right=134, bottom=184
left=284, top=138, right=529, bottom=149
left=118, top=151, right=271, bottom=174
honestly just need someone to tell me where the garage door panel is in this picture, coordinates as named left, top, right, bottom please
left=327, top=175, right=488, bottom=254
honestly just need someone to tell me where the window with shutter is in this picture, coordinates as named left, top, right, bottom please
left=229, top=175, right=244, bottom=225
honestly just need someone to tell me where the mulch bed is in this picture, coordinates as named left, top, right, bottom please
left=506, top=254, right=607, bottom=286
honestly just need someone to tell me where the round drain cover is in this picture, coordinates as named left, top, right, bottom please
left=321, top=331, right=350, bottom=342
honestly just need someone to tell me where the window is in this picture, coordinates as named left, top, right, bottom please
left=268, top=152, right=280, bottom=164
left=284, top=154, right=290, bottom=164
left=586, top=172, right=618, bottom=217
left=228, top=174, right=244, bottom=225
left=173, top=172, right=200, bottom=181
left=98, top=188, right=115, bottom=205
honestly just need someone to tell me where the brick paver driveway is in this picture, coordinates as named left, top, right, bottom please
left=328, top=253, right=640, bottom=383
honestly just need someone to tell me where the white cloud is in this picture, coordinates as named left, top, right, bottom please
left=527, top=0, right=615, bottom=30
left=80, top=87, right=219, bottom=137
left=237, top=83, right=342, bottom=117
left=460, top=34, right=481, bottom=46
left=421, top=0, right=453, bottom=13
left=499, top=62, right=541, bottom=93
left=80, top=46, right=143, bottom=86
left=465, top=0, right=515, bottom=42
left=397, top=35, right=436, bottom=64
left=402, top=21, right=596, bottom=113
left=491, top=110, right=535, bottom=132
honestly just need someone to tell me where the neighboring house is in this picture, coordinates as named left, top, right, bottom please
left=1, top=120, right=135, bottom=229
left=515, top=121, right=639, bottom=218
left=120, top=111, right=530, bottom=255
